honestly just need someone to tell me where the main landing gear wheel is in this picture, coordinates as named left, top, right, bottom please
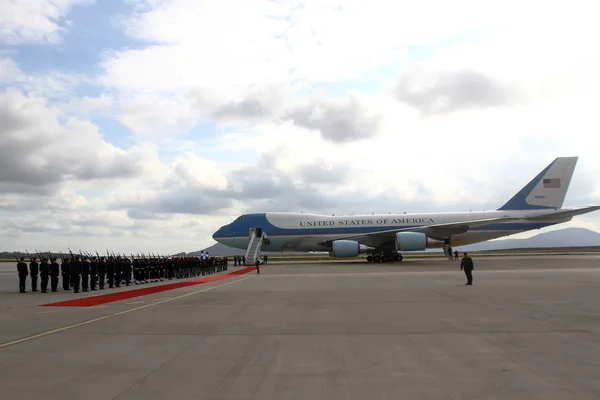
left=366, top=254, right=402, bottom=263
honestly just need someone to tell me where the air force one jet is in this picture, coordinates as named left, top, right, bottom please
left=212, top=157, right=600, bottom=262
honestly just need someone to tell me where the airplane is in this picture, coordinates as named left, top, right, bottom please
left=212, top=157, right=600, bottom=262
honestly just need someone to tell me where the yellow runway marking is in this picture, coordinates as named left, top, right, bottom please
left=0, top=276, right=251, bottom=349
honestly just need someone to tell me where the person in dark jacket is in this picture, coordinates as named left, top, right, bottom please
left=81, top=257, right=90, bottom=292
left=29, top=257, right=39, bottom=292
left=17, top=257, right=28, bottom=293
left=71, top=257, right=82, bottom=293
left=40, top=258, right=50, bottom=293
left=460, top=252, right=474, bottom=285
left=61, top=258, right=70, bottom=290
left=50, top=257, right=60, bottom=292
left=97, top=257, right=106, bottom=289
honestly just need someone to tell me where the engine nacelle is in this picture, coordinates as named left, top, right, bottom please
left=395, top=232, right=444, bottom=251
left=330, top=240, right=373, bottom=257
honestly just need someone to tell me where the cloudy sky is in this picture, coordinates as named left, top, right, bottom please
left=1, top=0, right=599, bottom=254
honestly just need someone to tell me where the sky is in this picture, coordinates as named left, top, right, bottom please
left=1, top=0, right=599, bottom=254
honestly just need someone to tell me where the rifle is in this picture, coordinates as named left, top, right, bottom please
left=25, top=249, right=33, bottom=262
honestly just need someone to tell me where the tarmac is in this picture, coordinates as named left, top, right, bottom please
left=1, top=255, right=600, bottom=399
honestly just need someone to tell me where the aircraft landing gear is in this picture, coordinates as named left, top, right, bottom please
left=366, top=252, right=402, bottom=263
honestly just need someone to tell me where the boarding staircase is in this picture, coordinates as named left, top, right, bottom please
left=244, top=231, right=266, bottom=266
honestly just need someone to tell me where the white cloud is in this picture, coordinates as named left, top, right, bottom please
left=0, top=0, right=95, bottom=44
left=171, top=152, right=229, bottom=190
left=0, top=88, right=156, bottom=189
left=0, top=58, right=20, bottom=82
left=98, top=0, right=502, bottom=135
left=2, top=0, right=600, bottom=253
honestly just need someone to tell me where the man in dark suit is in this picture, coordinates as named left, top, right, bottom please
left=460, top=252, right=474, bottom=285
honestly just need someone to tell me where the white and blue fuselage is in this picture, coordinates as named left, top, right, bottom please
left=212, top=157, right=599, bottom=256
left=212, top=210, right=567, bottom=252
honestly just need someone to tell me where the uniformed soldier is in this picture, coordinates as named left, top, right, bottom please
left=167, top=258, right=174, bottom=280
left=81, top=256, right=90, bottom=292
left=255, top=258, right=260, bottom=274
left=123, top=258, right=131, bottom=286
left=71, top=256, right=82, bottom=293
left=114, top=257, right=121, bottom=287
left=50, top=257, right=60, bottom=292
left=90, top=257, right=98, bottom=291
left=106, top=257, right=115, bottom=288
left=29, top=257, right=39, bottom=292
left=17, top=257, right=28, bottom=293
left=460, top=252, right=474, bottom=285
left=97, top=257, right=106, bottom=289
left=40, top=257, right=50, bottom=293
left=61, top=257, right=70, bottom=290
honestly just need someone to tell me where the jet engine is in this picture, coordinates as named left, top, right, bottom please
left=330, top=240, right=373, bottom=257
left=395, top=232, right=444, bottom=251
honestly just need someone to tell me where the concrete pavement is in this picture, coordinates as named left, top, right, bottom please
left=1, top=256, right=600, bottom=399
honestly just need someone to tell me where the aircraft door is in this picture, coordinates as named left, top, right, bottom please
left=249, top=228, right=262, bottom=237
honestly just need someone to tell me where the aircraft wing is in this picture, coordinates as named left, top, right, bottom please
left=321, top=216, right=520, bottom=243
left=523, top=206, right=600, bottom=221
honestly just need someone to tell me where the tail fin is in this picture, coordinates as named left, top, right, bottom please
left=498, top=157, right=578, bottom=211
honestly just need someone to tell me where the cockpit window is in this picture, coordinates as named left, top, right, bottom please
left=235, top=216, right=243, bottom=221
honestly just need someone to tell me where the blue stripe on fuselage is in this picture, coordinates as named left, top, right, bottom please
left=212, top=213, right=555, bottom=238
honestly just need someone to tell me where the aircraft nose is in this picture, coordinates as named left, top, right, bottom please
left=212, top=227, right=222, bottom=241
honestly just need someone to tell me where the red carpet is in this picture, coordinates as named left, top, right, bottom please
left=40, top=266, right=256, bottom=307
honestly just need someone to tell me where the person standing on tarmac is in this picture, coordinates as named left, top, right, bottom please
left=61, top=257, right=70, bottom=290
left=50, top=257, right=60, bottom=292
left=29, top=257, right=39, bottom=292
left=460, top=252, right=474, bottom=285
left=17, top=257, right=28, bottom=293
left=40, top=257, right=50, bottom=293
left=255, top=258, right=260, bottom=274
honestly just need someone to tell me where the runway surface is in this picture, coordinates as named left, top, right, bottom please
left=1, top=255, right=600, bottom=399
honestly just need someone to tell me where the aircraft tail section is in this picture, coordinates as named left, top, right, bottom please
left=498, top=157, right=578, bottom=211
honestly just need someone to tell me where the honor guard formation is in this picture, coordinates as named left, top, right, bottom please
left=14, top=250, right=228, bottom=294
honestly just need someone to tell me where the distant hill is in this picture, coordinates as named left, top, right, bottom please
left=189, top=242, right=320, bottom=257
left=458, top=227, right=600, bottom=251
left=3, top=228, right=599, bottom=260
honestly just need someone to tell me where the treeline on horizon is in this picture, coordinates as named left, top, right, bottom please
left=0, top=251, right=184, bottom=260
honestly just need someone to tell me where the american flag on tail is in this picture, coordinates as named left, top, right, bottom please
left=543, top=178, right=561, bottom=188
